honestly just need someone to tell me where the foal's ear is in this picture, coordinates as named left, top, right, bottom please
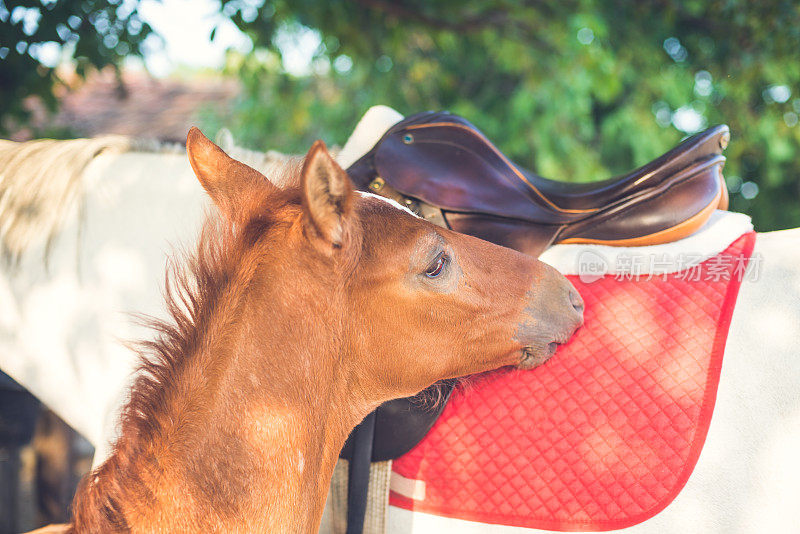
left=301, top=140, right=355, bottom=252
left=186, top=127, right=273, bottom=222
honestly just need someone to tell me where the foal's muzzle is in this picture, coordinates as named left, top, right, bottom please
left=517, top=269, right=584, bottom=369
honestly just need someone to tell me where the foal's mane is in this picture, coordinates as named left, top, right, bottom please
left=70, top=162, right=303, bottom=532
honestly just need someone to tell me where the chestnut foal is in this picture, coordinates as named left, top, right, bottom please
left=62, top=129, right=583, bottom=533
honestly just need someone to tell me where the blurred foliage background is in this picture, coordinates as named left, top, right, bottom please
left=3, top=0, right=800, bottom=230
left=0, top=0, right=153, bottom=125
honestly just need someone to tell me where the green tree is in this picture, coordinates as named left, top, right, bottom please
left=211, top=0, right=800, bottom=231
left=0, top=0, right=153, bottom=131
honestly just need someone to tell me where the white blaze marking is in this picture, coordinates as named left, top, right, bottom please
left=358, top=191, right=421, bottom=219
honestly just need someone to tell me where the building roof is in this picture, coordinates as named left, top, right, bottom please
left=17, top=68, right=239, bottom=143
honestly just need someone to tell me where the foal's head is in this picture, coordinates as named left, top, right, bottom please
left=186, top=128, right=583, bottom=409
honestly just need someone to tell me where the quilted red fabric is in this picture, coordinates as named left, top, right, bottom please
left=391, top=233, right=756, bottom=531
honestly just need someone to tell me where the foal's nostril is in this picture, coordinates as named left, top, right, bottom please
left=569, top=287, right=585, bottom=316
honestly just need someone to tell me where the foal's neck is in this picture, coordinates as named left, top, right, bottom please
left=136, top=301, right=363, bottom=532
left=200, top=325, right=363, bottom=531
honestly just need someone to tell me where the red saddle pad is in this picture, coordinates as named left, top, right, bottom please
left=391, top=232, right=756, bottom=531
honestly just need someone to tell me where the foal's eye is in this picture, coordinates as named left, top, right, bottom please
left=425, top=253, right=448, bottom=278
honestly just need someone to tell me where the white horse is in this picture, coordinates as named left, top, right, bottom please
left=1, top=107, right=798, bottom=534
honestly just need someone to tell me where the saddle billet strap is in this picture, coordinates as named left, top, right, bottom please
left=346, top=411, right=377, bottom=534
left=341, top=383, right=459, bottom=534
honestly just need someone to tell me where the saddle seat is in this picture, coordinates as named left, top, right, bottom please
left=347, top=111, right=730, bottom=257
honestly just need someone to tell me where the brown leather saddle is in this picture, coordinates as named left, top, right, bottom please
left=339, top=111, right=730, bottom=533
left=348, top=111, right=729, bottom=257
